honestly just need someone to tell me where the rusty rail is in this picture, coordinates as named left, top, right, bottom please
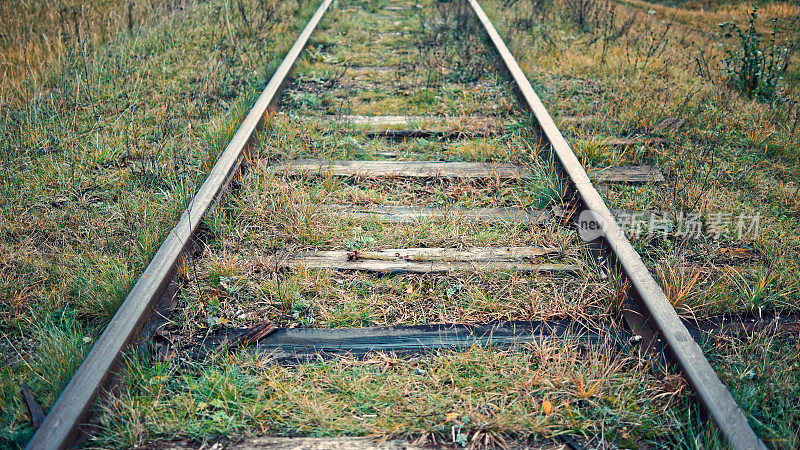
left=25, top=0, right=334, bottom=447
left=27, top=0, right=765, bottom=448
left=466, top=0, right=763, bottom=448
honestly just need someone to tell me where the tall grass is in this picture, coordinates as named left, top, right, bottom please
left=0, top=0, right=316, bottom=446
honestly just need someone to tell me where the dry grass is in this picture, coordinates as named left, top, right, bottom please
left=5, top=0, right=799, bottom=446
left=256, top=115, right=542, bottom=163
left=0, top=0, right=177, bottom=105
left=483, top=0, right=800, bottom=312
left=170, top=260, right=608, bottom=335
left=657, top=264, right=703, bottom=311
left=0, top=0, right=316, bottom=446
left=86, top=0, right=653, bottom=446
left=481, top=0, right=800, bottom=444
left=93, top=341, right=686, bottom=448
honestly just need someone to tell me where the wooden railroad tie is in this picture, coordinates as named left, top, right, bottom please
left=325, top=205, right=679, bottom=226
left=282, top=246, right=578, bottom=274
left=297, top=115, right=672, bottom=149
left=318, top=114, right=501, bottom=129
left=189, top=314, right=800, bottom=363
left=271, top=159, right=665, bottom=183
left=324, top=205, right=553, bottom=224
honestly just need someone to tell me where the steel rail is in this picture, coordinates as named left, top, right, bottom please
left=26, top=1, right=764, bottom=448
left=25, top=0, right=334, bottom=447
left=466, top=1, right=763, bottom=448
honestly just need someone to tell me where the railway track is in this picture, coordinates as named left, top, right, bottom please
left=27, top=0, right=768, bottom=448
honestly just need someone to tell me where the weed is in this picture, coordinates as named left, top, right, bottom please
left=507, top=0, right=553, bottom=32
left=657, top=264, right=703, bottom=311
left=417, top=0, right=490, bottom=83
left=699, top=331, right=800, bottom=447
left=6, top=0, right=800, bottom=446
left=625, top=21, right=672, bottom=71
left=475, top=0, right=800, bottom=443
left=93, top=342, right=687, bottom=447
left=717, top=3, right=791, bottom=101
left=0, top=0, right=315, bottom=445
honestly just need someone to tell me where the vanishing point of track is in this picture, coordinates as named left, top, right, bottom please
left=27, top=1, right=765, bottom=448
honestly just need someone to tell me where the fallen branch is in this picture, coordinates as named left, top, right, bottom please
left=21, top=383, right=45, bottom=430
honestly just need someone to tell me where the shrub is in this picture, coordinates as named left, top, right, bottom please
left=718, top=3, right=791, bottom=102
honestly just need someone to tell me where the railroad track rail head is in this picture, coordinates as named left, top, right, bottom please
left=25, top=1, right=767, bottom=449
left=24, top=0, right=335, bottom=448
left=466, top=0, right=765, bottom=448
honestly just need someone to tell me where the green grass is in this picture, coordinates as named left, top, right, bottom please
left=482, top=0, right=800, bottom=317
left=481, top=0, right=800, bottom=444
left=283, top=0, right=519, bottom=116
left=698, top=331, right=800, bottom=447
left=92, top=0, right=799, bottom=446
left=0, top=0, right=319, bottom=446
left=88, top=0, right=648, bottom=446
left=254, top=115, right=542, bottom=162
left=3, top=0, right=799, bottom=446
left=170, top=264, right=607, bottom=333
left=93, top=342, right=687, bottom=448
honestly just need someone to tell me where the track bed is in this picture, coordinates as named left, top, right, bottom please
left=25, top=0, right=798, bottom=448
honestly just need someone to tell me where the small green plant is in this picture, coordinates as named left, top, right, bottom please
left=718, top=3, right=790, bottom=102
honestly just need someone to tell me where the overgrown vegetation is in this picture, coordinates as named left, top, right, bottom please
left=95, top=342, right=687, bottom=448
left=87, top=0, right=666, bottom=446
left=0, top=0, right=316, bottom=446
left=481, top=0, right=800, bottom=444
left=0, top=0, right=129, bottom=105
left=417, top=0, right=489, bottom=82
left=718, top=3, right=791, bottom=101
left=3, top=0, right=799, bottom=446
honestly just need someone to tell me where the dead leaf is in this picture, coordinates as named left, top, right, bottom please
left=653, top=117, right=684, bottom=132
left=227, top=319, right=276, bottom=350
left=405, top=284, right=414, bottom=295
left=542, top=399, right=553, bottom=415
left=445, top=412, right=458, bottom=422
left=714, top=247, right=757, bottom=260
